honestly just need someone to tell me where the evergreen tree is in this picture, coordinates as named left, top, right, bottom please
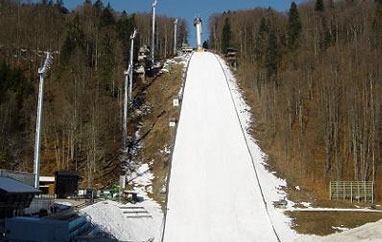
left=99, top=3, right=115, bottom=28
left=265, top=30, right=279, bottom=79
left=287, top=2, right=302, bottom=51
left=202, top=40, right=209, bottom=49
left=328, top=0, right=334, bottom=8
left=221, top=17, right=232, bottom=54
left=56, top=0, right=68, bottom=14
left=116, top=12, right=135, bottom=63
left=60, top=15, right=85, bottom=63
left=315, top=0, right=325, bottom=12
left=93, top=0, right=103, bottom=10
left=254, top=17, right=269, bottom=66
left=372, top=4, right=382, bottom=48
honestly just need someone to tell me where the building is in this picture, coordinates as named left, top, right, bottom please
left=39, top=176, right=55, bottom=195
left=194, top=17, right=203, bottom=51
left=0, top=177, right=41, bottom=218
left=54, top=170, right=80, bottom=198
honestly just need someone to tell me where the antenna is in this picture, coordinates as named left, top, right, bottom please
left=123, top=29, right=138, bottom=152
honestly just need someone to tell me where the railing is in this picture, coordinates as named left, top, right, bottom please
left=329, top=181, right=374, bottom=203
left=24, top=195, right=55, bottom=215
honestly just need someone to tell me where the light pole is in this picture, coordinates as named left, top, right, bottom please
left=173, top=18, right=178, bottom=56
left=123, top=29, right=137, bottom=151
left=151, top=0, right=158, bottom=65
left=129, top=29, right=137, bottom=101
left=33, top=52, right=53, bottom=189
left=123, top=67, right=130, bottom=151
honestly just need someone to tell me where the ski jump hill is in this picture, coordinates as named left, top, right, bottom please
left=162, top=52, right=279, bottom=242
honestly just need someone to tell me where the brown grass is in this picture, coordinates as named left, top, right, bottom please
left=287, top=211, right=382, bottom=236
left=137, top=64, right=184, bottom=208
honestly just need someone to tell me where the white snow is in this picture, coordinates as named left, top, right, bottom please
left=159, top=145, right=171, bottom=155
left=83, top=163, right=163, bottom=241
left=331, top=226, right=350, bottom=232
left=215, top=54, right=297, bottom=242
left=82, top=200, right=163, bottom=241
left=163, top=52, right=285, bottom=242
left=300, top=202, right=312, bottom=208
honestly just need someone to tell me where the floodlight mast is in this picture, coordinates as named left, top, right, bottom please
left=151, top=0, right=158, bottom=65
left=173, top=19, right=178, bottom=56
left=123, top=66, right=130, bottom=151
left=123, top=29, right=137, bottom=151
left=129, top=29, right=137, bottom=101
left=34, top=52, right=53, bottom=189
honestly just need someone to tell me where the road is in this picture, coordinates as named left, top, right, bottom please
left=162, top=52, right=279, bottom=242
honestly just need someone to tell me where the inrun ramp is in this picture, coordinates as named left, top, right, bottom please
left=163, top=52, right=278, bottom=242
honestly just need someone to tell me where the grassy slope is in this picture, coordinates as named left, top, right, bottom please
left=137, top=63, right=183, bottom=208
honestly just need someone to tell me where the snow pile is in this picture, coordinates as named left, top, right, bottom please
left=159, top=145, right=171, bottom=156
left=82, top=200, right=163, bottom=242
left=83, top=162, right=163, bottom=241
left=300, top=202, right=312, bottom=208
left=128, top=163, right=155, bottom=196
left=216, top=55, right=298, bottom=241
left=159, top=54, right=188, bottom=75
left=331, top=226, right=350, bottom=232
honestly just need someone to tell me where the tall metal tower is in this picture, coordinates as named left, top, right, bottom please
left=123, top=29, right=137, bottom=151
left=194, top=17, right=203, bottom=51
left=151, top=0, right=158, bottom=65
left=173, top=18, right=178, bottom=56
left=34, top=52, right=53, bottom=189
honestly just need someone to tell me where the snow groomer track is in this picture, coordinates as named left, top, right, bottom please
left=162, top=52, right=279, bottom=242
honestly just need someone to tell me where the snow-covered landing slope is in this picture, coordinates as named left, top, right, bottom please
left=163, top=52, right=279, bottom=242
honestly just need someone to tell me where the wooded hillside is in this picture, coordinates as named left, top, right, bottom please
left=0, top=0, right=188, bottom=187
left=209, top=0, right=382, bottom=200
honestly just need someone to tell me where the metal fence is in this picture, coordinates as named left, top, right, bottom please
left=329, top=181, right=374, bottom=203
left=23, top=195, right=56, bottom=215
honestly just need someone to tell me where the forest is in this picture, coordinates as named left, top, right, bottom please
left=0, top=0, right=188, bottom=187
left=209, top=0, right=382, bottom=199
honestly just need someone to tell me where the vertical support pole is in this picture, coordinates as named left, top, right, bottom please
left=33, top=73, right=44, bottom=189
left=372, top=181, right=374, bottom=204
left=129, top=30, right=136, bottom=102
left=151, top=0, right=157, bottom=65
left=173, top=18, right=178, bottom=56
left=33, top=52, right=52, bottom=189
left=364, top=182, right=367, bottom=202
left=329, top=181, right=332, bottom=200
left=351, top=182, right=353, bottom=203
left=358, top=183, right=360, bottom=203
left=123, top=69, right=129, bottom=151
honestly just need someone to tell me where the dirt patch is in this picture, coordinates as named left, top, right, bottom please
left=137, top=63, right=184, bottom=208
left=287, top=211, right=382, bottom=236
